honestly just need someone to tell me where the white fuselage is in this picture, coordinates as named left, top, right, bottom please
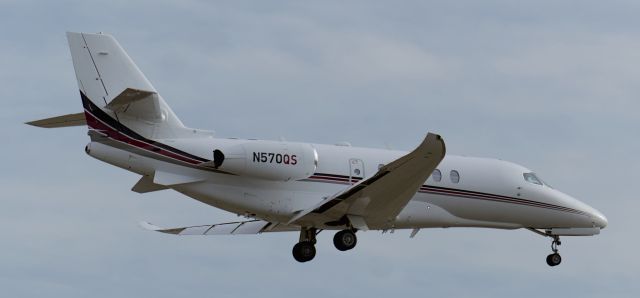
left=30, top=32, right=606, bottom=265
left=86, top=136, right=608, bottom=232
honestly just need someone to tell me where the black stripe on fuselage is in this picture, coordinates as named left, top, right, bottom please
left=79, top=91, right=585, bottom=216
left=305, top=172, right=586, bottom=216
left=312, top=171, right=390, bottom=214
left=81, top=91, right=209, bottom=163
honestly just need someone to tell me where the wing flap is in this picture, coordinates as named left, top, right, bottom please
left=140, top=220, right=297, bottom=235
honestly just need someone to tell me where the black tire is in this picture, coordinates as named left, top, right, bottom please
left=333, top=230, right=357, bottom=251
left=546, top=253, right=562, bottom=266
left=292, top=241, right=316, bottom=262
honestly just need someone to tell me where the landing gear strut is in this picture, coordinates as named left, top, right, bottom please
left=546, top=236, right=562, bottom=267
left=292, top=227, right=317, bottom=263
left=333, top=229, right=357, bottom=251
left=527, top=228, right=564, bottom=267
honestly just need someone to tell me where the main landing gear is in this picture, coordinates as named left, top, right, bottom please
left=292, top=227, right=317, bottom=263
left=546, top=236, right=562, bottom=267
left=292, top=228, right=358, bottom=262
left=333, top=229, right=357, bottom=251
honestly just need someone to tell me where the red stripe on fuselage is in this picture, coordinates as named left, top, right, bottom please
left=82, top=101, right=585, bottom=217
left=303, top=175, right=585, bottom=215
left=419, top=186, right=582, bottom=214
left=84, top=110, right=204, bottom=165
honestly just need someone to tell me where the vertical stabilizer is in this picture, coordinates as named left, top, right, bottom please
left=67, top=32, right=187, bottom=139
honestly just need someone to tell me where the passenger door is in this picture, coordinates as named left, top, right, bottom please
left=349, top=158, right=365, bottom=184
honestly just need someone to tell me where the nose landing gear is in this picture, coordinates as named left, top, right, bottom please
left=546, top=236, right=562, bottom=267
left=527, top=228, right=564, bottom=267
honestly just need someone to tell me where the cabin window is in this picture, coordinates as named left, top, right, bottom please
left=431, top=169, right=442, bottom=182
left=523, top=172, right=543, bottom=186
left=450, top=170, right=460, bottom=183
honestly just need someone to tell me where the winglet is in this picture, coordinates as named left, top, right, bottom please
left=139, top=221, right=164, bottom=231
left=138, top=221, right=185, bottom=234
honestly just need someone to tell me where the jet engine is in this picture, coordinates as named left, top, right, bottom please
left=210, top=141, right=318, bottom=181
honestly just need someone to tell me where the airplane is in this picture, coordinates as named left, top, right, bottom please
left=27, top=32, right=608, bottom=266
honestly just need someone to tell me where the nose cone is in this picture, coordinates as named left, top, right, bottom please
left=591, top=208, right=608, bottom=229
left=576, top=199, right=607, bottom=229
left=549, top=189, right=608, bottom=229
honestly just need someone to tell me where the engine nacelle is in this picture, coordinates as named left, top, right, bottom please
left=212, top=141, right=318, bottom=181
left=85, top=142, right=153, bottom=175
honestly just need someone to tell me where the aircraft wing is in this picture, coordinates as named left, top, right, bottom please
left=289, top=133, right=446, bottom=230
left=140, top=220, right=298, bottom=235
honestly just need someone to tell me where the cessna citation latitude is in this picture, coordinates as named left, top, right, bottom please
left=28, top=32, right=607, bottom=266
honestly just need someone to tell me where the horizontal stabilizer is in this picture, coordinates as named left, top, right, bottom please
left=106, top=88, right=156, bottom=111
left=26, top=112, right=86, bottom=128
left=139, top=220, right=298, bottom=235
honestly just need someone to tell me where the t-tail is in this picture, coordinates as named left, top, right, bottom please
left=27, top=32, right=199, bottom=140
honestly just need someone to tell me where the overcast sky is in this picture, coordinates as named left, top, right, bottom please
left=1, top=1, right=638, bottom=297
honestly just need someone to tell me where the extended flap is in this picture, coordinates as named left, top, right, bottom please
left=139, top=220, right=299, bottom=235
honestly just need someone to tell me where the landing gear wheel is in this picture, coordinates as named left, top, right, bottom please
left=546, top=253, right=562, bottom=266
left=526, top=229, right=566, bottom=267
left=292, top=241, right=316, bottom=263
left=546, top=235, right=562, bottom=267
left=333, top=230, right=357, bottom=251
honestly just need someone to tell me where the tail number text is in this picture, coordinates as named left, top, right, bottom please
left=252, top=152, right=298, bottom=165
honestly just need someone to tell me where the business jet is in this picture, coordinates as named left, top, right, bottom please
left=28, top=32, right=607, bottom=266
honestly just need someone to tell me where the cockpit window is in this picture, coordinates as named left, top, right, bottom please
left=523, top=172, right=543, bottom=186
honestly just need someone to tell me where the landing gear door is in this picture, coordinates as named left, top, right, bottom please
left=349, top=158, right=365, bottom=184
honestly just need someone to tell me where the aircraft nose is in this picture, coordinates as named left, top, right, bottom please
left=552, top=190, right=607, bottom=229
left=591, top=209, right=608, bottom=229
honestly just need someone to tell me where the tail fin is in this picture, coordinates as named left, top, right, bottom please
left=66, top=32, right=186, bottom=138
